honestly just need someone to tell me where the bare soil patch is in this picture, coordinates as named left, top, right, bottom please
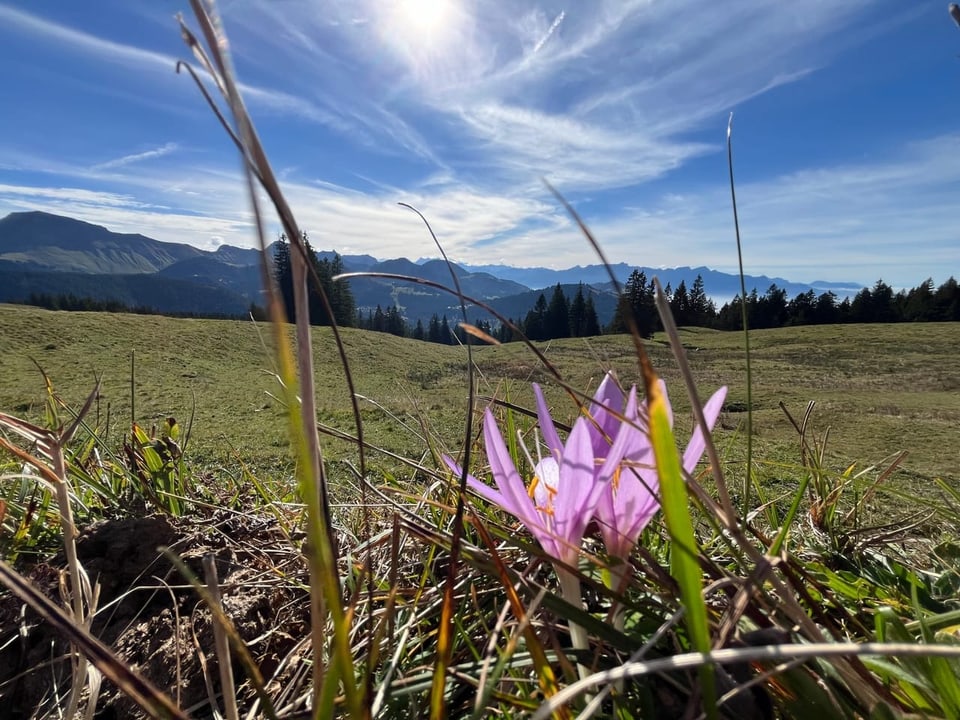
left=0, top=510, right=309, bottom=718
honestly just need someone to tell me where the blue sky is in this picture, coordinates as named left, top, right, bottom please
left=0, top=1, right=958, bottom=287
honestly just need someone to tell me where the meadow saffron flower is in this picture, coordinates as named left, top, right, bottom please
left=447, top=374, right=726, bottom=677
left=447, top=397, right=636, bottom=679
left=447, top=404, right=625, bottom=567
left=538, top=372, right=727, bottom=562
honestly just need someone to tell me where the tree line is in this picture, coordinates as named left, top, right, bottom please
left=347, top=283, right=603, bottom=344
left=715, top=276, right=959, bottom=330
left=18, top=245, right=959, bottom=343
left=494, top=272, right=959, bottom=342
left=605, top=270, right=959, bottom=337
left=21, top=292, right=247, bottom=320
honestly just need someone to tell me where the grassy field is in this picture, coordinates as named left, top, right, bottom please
left=0, top=303, right=957, bottom=494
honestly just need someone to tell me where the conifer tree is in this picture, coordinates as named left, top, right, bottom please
left=582, top=295, right=600, bottom=336
left=439, top=315, right=453, bottom=344
left=273, top=234, right=295, bottom=322
left=670, top=280, right=689, bottom=325
left=688, top=274, right=714, bottom=326
left=428, top=314, right=442, bottom=343
left=569, top=284, right=587, bottom=337
left=545, top=284, right=570, bottom=339
left=524, top=293, right=549, bottom=341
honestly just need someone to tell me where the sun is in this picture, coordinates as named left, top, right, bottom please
left=377, top=0, right=462, bottom=74
left=395, top=0, right=453, bottom=37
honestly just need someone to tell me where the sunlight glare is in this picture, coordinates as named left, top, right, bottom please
left=397, top=0, right=452, bottom=37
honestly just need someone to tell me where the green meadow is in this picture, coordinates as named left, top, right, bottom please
left=1, top=303, right=956, bottom=490
left=4, top=300, right=960, bottom=718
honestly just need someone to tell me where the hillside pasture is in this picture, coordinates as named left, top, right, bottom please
left=0, top=304, right=956, bottom=493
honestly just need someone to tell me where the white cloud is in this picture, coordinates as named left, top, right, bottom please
left=92, top=142, right=180, bottom=171
left=477, top=134, right=960, bottom=286
left=2, top=128, right=957, bottom=288
left=0, top=4, right=176, bottom=71
left=455, top=103, right=713, bottom=189
left=2, top=1, right=948, bottom=288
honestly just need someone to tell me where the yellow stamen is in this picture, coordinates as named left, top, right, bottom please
left=528, top=473, right=557, bottom=515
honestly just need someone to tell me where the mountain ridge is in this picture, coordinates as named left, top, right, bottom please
left=0, top=211, right=863, bottom=323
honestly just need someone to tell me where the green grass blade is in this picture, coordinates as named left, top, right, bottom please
left=726, top=114, right=754, bottom=517
left=914, top=585, right=960, bottom=719
left=768, top=470, right=812, bottom=556
left=646, top=379, right=717, bottom=718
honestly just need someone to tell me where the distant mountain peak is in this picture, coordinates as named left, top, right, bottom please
left=0, top=210, right=864, bottom=324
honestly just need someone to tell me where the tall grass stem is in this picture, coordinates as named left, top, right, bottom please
left=727, top=113, right=754, bottom=516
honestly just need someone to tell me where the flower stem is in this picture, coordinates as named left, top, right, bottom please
left=556, top=565, right=591, bottom=681
left=606, top=561, right=634, bottom=696
left=607, top=561, right=633, bottom=634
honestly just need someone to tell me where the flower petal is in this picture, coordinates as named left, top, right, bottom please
left=483, top=408, right=558, bottom=556
left=597, top=387, right=641, bottom=486
left=532, top=456, right=559, bottom=510
left=615, top=467, right=661, bottom=554
left=552, top=418, right=598, bottom=562
left=532, top=383, right=564, bottom=460
left=682, top=386, right=728, bottom=473
left=587, top=372, right=625, bottom=458
left=443, top=455, right=510, bottom=508
left=593, top=387, right=662, bottom=558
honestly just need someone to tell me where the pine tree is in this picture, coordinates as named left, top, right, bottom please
left=755, top=284, right=788, bottom=328
left=871, top=280, right=897, bottom=322
left=329, top=253, right=355, bottom=326
left=609, top=270, right=656, bottom=336
left=933, top=277, right=960, bottom=320
left=787, top=290, right=816, bottom=326
left=428, top=314, right=442, bottom=343
left=582, top=295, right=600, bottom=336
left=303, top=234, right=331, bottom=326
left=439, top=315, right=454, bottom=344
left=496, top=319, right=516, bottom=343
left=545, top=284, right=570, bottom=339
left=273, top=234, right=295, bottom=322
left=670, top=280, right=689, bottom=325
left=524, top=294, right=549, bottom=341
left=384, top=306, right=406, bottom=336
left=688, top=274, right=714, bottom=326
left=569, top=284, right=587, bottom=337
left=813, top=291, right=838, bottom=325
left=715, top=295, right=742, bottom=330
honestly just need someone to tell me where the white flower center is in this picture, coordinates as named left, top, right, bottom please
left=531, top=457, right=560, bottom=513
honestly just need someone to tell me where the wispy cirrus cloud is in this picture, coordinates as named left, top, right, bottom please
left=92, top=142, right=180, bottom=171
left=0, top=153, right=553, bottom=259
left=531, top=11, right=565, bottom=56
left=0, top=3, right=175, bottom=72
left=0, top=4, right=442, bottom=165
left=204, top=0, right=891, bottom=195
left=2, top=129, right=956, bottom=287
left=472, top=133, right=960, bottom=286
left=1, top=1, right=950, bottom=287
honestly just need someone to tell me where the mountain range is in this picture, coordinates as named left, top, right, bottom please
left=0, top=211, right=862, bottom=324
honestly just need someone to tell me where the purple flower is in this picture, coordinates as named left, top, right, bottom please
left=448, top=373, right=727, bottom=678
left=446, top=399, right=632, bottom=567
left=544, top=373, right=727, bottom=561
